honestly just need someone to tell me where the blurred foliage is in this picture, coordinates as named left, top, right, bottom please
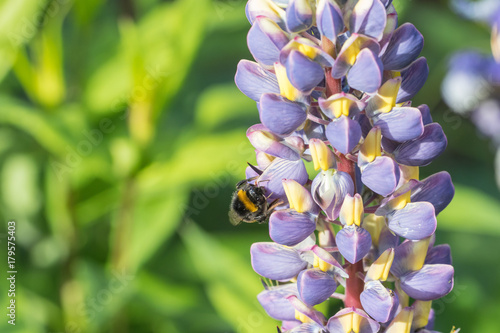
left=0, top=0, right=498, bottom=332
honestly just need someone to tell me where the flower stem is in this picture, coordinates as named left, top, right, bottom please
left=322, top=36, right=364, bottom=310
left=337, top=153, right=364, bottom=309
left=344, top=260, right=364, bottom=308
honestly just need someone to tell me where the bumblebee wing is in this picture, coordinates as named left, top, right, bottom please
left=228, top=209, right=243, bottom=226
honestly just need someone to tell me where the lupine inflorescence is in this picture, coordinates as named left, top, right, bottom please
left=234, top=0, right=456, bottom=332
left=443, top=0, right=500, bottom=189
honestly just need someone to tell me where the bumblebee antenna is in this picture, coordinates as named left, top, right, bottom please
left=247, top=162, right=263, bottom=175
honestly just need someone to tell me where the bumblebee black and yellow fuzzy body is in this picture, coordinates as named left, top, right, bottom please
left=229, top=179, right=274, bottom=226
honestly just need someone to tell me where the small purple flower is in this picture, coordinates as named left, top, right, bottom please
left=443, top=2, right=500, bottom=188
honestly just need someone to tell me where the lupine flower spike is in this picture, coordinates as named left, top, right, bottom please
left=443, top=0, right=500, bottom=189
left=234, top=0, right=457, bottom=331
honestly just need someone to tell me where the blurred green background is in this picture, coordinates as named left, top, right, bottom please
left=0, top=0, right=498, bottom=332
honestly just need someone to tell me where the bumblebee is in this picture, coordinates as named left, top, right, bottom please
left=228, top=179, right=279, bottom=226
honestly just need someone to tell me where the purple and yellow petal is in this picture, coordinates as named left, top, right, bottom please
left=270, top=210, right=317, bottom=246
left=336, top=225, right=372, bottom=264
left=381, top=23, right=424, bottom=71
left=251, top=242, right=308, bottom=280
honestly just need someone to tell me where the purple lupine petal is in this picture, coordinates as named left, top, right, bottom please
left=257, top=284, right=299, bottom=321
left=270, top=210, right=317, bottom=246
left=347, top=48, right=384, bottom=93
left=358, top=113, right=373, bottom=137
left=297, top=268, right=337, bottom=306
left=360, top=280, right=399, bottom=323
left=379, top=6, right=398, bottom=54
left=282, top=320, right=302, bottom=331
left=259, top=93, right=307, bottom=135
left=372, top=107, right=424, bottom=142
left=425, top=244, right=452, bottom=266
left=391, top=239, right=429, bottom=278
left=381, top=23, right=424, bottom=71
left=441, top=51, right=491, bottom=113
left=246, top=0, right=286, bottom=27
left=288, top=322, right=325, bottom=333
left=393, top=123, right=447, bottom=166
left=426, top=308, right=436, bottom=330
left=235, top=60, right=280, bottom=102
left=260, top=157, right=309, bottom=200
left=302, top=118, right=327, bottom=141
left=251, top=242, right=308, bottom=280
left=247, top=124, right=302, bottom=161
left=311, top=245, right=348, bottom=278
left=318, top=93, right=366, bottom=119
left=471, top=100, right=500, bottom=145
left=387, top=202, right=437, bottom=240
left=332, top=34, right=380, bottom=78
left=248, top=16, right=290, bottom=68
left=418, top=104, right=433, bottom=125
left=396, top=57, right=429, bottom=103
left=311, top=170, right=355, bottom=220
left=375, top=179, right=419, bottom=216
left=377, top=224, right=399, bottom=256
left=361, top=156, right=400, bottom=196
left=286, top=0, right=314, bottom=33
left=327, top=307, right=380, bottom=333
left=287, top=295, right=326, bottom=326
left=381, top=136, right=399, bottom=154
left=336, top=226, right=372, bottom=264
left=283, top=178, right=318, bottom=214
left=363, top=77, right=402, bottom=118
left=280, top=37, right=336, bottom=68
left=400, top=264, right=454, bottom=301
left=410, top=171, right=455, bottom=215
left=286, top=50, right=325, bottom=92
left=325, top=116, right=362, bottom=154
left=316, top=0, right=344, bottom=43
left=350, top=0, right=387, bottom=40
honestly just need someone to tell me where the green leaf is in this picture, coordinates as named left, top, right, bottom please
left=1, top=154, right=41, bottom=217
left=438, top=184, right=500, bottom=235
left=120, top=186, right=190, bottom=272
left=138, top=130, right=254, bottom=194
left=0, top=96, right=71, bottom=156
left=194, top=84, right=257, bottom=130
left=135, top=271, right=198, bottom=316
left=0, top=0, right=46, bottom=81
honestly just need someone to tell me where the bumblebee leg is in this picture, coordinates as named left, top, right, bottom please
left=268, top=199, right=283, bottom=212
